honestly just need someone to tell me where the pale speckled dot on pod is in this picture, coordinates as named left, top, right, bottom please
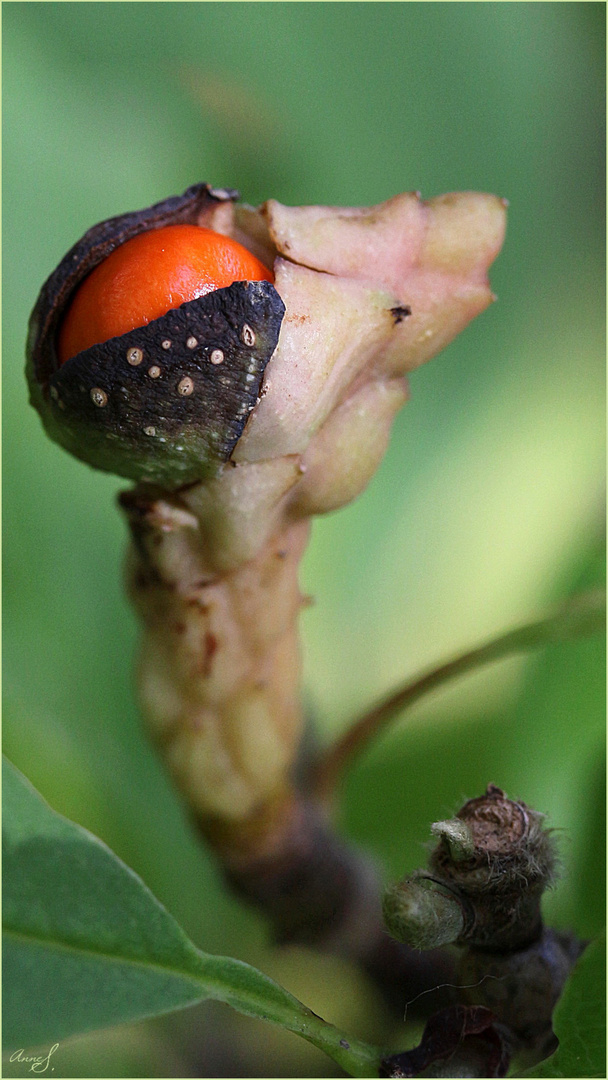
left=90, top=387, right=108, bottom=407
left=177, top=377, right=194, bottom=396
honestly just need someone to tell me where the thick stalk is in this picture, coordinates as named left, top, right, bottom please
left=122, top=485, right=308, bottom=854
left=120, top=481, right=454, bottom=1004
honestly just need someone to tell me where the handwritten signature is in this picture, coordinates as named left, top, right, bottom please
left=9, top=1044, right=59, bottom=1074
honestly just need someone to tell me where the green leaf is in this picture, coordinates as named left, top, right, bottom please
left=2, top=758, right=381, bottom=1077
left=522, top=932, right=606, bottom=1078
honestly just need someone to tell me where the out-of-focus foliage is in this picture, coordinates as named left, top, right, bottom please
left=4, top=3, right=604, bottom=1076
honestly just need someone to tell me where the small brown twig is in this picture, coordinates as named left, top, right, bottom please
left=310, top=589, right=605, bottom=804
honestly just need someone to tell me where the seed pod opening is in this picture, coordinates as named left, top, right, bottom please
left=26, top=184, right=285, bottom=487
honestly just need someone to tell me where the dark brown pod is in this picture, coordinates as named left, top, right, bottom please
left=26, top=184, right=285, bottom=488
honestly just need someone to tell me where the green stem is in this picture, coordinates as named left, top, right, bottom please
left=311, top=588, right=605, bottom=802
left=198, top=952, right=383, bottom=1076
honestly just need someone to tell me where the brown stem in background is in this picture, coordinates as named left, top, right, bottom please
left=311, top=589, right=606, bottom=805
left=311, top=643, right=506, bottom=805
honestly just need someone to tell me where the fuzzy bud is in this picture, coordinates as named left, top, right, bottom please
left=429, top=784, right=558, bottom=951
left=382, top=874, right=466, bottom=950
left=430, top=818, right=476, bottom=862
left=382, top=786, right=576, bottom=1063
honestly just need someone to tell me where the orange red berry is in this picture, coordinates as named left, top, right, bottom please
left=58, top=224, right=274, bottom=364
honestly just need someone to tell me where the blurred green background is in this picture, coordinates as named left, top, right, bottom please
left=4, top=3, right=605, bottom=1076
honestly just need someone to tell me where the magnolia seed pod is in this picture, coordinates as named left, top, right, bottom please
left=26, top=184, right=285, bottom=488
